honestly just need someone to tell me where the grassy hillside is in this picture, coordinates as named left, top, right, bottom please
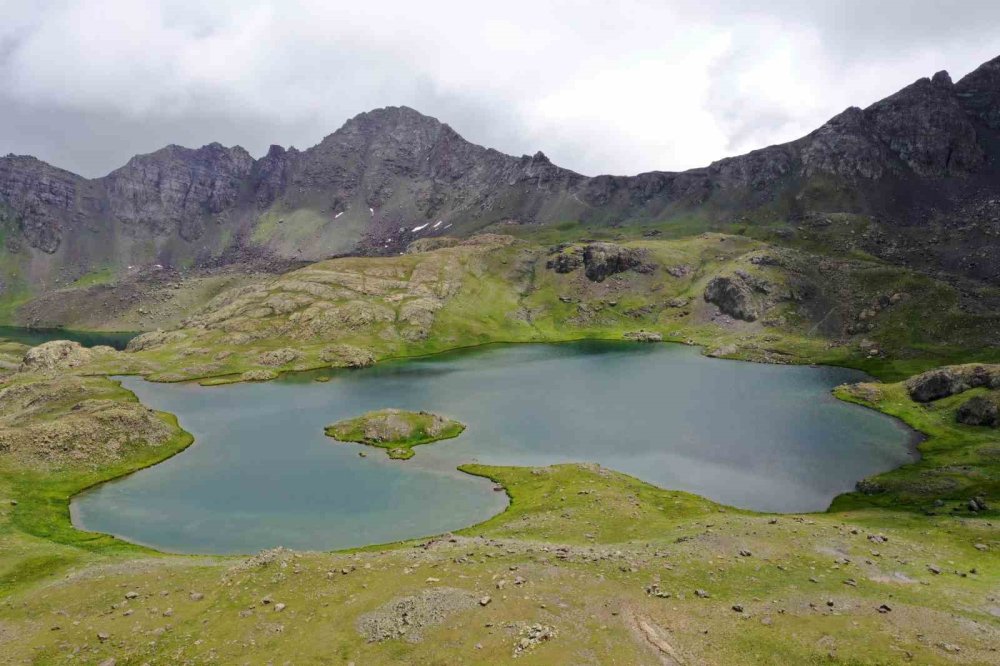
left=0, top=233, right=998, bottom=664
left=82, top=232, right=1000, bottom=385
left=0, top=366, right=996, bottom=664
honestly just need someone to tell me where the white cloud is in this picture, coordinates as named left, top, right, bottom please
left=1, top=0, right=999, bottom=177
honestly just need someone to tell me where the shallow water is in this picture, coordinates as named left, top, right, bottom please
left=0, top=325, right=136, bottom=350
left=72, top=342, right=917, bottom=554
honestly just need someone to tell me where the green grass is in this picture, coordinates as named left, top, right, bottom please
left=68, top=266, right=116, bottom=289
left=1, top=233, right=999, bottom=663
left=831, top=381, right=999, bottom=514
left=0, top=377, right=194, bottom=597
left=325, top=409, right=466, bottom=459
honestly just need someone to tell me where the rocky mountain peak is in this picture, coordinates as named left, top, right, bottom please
left=2, top=52, right=1000, bottom=289
left=931, top=70, right=953, bottom=86
left=103, top=141, right=255, bottom=235
left=955, top=54, right=1000, bottom=129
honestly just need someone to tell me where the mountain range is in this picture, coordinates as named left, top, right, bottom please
left=2, top=53, right=1000, bottom=306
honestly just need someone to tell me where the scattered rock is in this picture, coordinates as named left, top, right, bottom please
left=240, top=369, right=278, bottom=382
left=623, top=330, right=662, bottom=342
left=357, top=587, right=478, bottom=643
left=967, top=496, right=989, bottom=512
left=513, top=623, right=557, bottom=657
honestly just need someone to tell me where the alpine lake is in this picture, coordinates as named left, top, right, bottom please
left=67, top=341, right=918, bottom=555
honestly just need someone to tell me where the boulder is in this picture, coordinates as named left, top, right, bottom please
left=956, top=395, right=998, bottom=427
left=906, top=364, right=1000, bottom=402
left=906, top=368, right=964, bottom=402
left=704, top=275, right=757, bottom=321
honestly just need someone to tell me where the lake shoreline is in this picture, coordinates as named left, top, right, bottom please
left=70, top=342, right=918, bottom=555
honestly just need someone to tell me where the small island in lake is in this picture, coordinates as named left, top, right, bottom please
left=324, top=408, right=466, bottom=459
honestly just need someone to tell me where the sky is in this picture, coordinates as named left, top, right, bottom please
left=1, top=0, right=999, bottom=178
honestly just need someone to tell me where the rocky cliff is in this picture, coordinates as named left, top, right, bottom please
left=2, top=54, right=1000, bottom=304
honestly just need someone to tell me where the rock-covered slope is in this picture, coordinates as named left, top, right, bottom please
left=3, top=54, right=1000, bottom=310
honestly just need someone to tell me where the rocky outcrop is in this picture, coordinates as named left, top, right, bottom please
left=623, top=330, right=662, bottom=342
left=956, top=395, right=999, bottom=427
left=582, top=243, right=650, bottom=282
left=704, top=275, right=758, bottom=322
left=0, top=155, right=98, bottom=254
left=19, top=340, right=107, bottom=372
left=257, top=348, right=300, bottom=366
left=905, top=364, right=1000, bottom=402
left=0, top=375, right=175, bottom=467
left=546, top=247, right=583, bottom=273
left=320, top=344, right=376, bottom=368
left=240, top=369, right=278, bottom=382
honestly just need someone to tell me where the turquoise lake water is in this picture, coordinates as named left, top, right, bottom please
left=71, top=342, right=917, bottom=554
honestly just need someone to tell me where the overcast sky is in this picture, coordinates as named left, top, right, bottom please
left=2, top=0, right=999, bottom=178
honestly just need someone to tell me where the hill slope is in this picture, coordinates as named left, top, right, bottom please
left=2, top=55, right=1000, bottom=319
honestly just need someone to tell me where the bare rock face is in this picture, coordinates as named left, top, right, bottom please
left=954, top=54, right=1000, bottom=130
left=250, top=144, right=298, bottom=207
left=582, top=243, right=649, bottom=282
left=704, top=275, right=757, bottom=322
left=104, top=143, right=255, bottom=235
left=0, top=155, right=97, bottom=254
left=862, top=71, right=984, bottom=177
left=800, top=107, right=890, bottom=179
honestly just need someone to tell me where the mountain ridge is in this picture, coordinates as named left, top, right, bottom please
left=2, top=54, right=1000, bottom=307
